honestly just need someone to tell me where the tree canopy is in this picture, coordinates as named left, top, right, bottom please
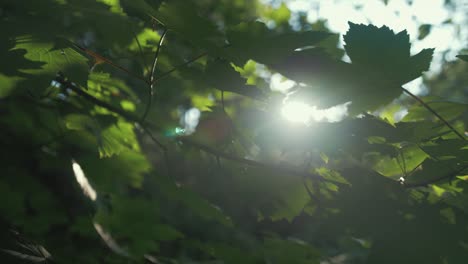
left=1, top=0, right=468, bottom=263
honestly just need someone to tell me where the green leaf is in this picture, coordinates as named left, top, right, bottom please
left=418, top=24, right=432, bottom=40
left=263, top=237, right=321, bottom=264
left=263, top=3, right=291, bottom=25
left=205, top=59, right=266, bottom=99
left=0, top=74, right=22, bottom=98
left=457, top=55, right=468, bottom=62
left=405, top=158, right=464, bottom=185
left=403, top=97, right=467, bottom=122
left=344, top=22, right=434, bottom=84
left=65, top=114, right=139, bottom=158
left=225, top=21, right=331, bottom=66
left=120, top=0, right=158, bottom=18
left=372, top=145, right=428, bottom=178
left=420, top=139, right=468, bottom=161
left=15, top=38, right=89, bottom=87
left=152, top=0, right=225, bottom=48
left=316, top=167, right=351, bottom=186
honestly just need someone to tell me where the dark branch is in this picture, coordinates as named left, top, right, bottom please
left=401, top=87, right=465, bottom=140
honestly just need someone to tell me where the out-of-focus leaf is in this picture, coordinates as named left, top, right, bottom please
left=418, top=24, right=432, bottom=40
left=457, top=55, right=468, bottom=62
left=316, top=167, right=350, bottom=185
left=263, top=2, right=291, bottom=25
left=151, top=0, right=225, bottom=48
left=403, top=97, right=467, bottom=122
left=263, top=237, right=321, bottom=264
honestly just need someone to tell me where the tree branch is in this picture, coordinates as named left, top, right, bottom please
left=401, top=87, right=465, bottom=140
left=177, top=138, right=337, bottom=184
left=56, top=75, right=340, bottom=184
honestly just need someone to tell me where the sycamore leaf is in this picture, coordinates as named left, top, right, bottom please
left=344, top=22, right=434, bottom=84
left=14, top=38, right=89, bottom=87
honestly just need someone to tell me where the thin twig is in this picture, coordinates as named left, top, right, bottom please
left=401, top=87, right=465, bottom=140
left=130, top=26, right=150, bottom=73
left=153, top=52, right=208, bottom=82
left=140, top=124, right=167, bottom=151
left=142, top=28, right=168, bottom=122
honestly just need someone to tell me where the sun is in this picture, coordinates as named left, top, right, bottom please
left=281, top=101, right=350, bottom=124
left=281, top=101, right=314, bottom=123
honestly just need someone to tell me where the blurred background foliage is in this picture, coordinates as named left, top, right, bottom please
left=0, top=0, right=468, bottom=263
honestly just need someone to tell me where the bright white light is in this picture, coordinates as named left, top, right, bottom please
left=281, top=101, right=350, bottom=124
left=313, top=102, right=350, bottom=123
left=72, top=159, right=97, bottom=201
left=281, top=101, right=314, bottom=123
left=270, top=73, right=296, bottom=93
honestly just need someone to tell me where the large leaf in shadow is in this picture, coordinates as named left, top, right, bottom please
left=224, top=21, right=331, bottom=66
left=205, top=59, right=266, bottom=100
